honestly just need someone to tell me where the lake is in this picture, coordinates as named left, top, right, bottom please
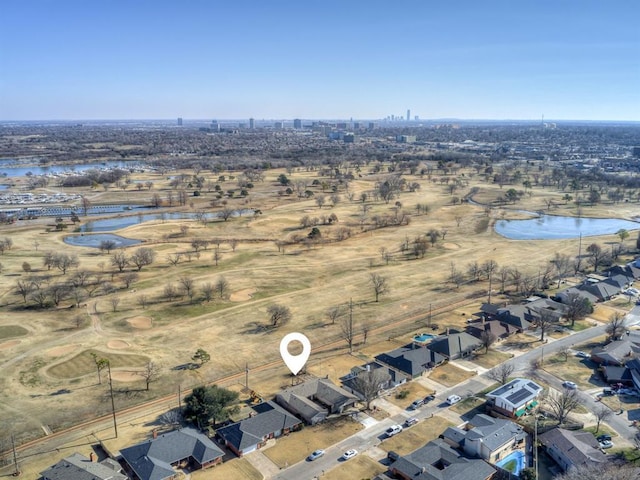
left=0, top=160, right=144, bottom=178
left=63, top=233, right=142, bottom=248
left=495, top=214, right=640, bottom=240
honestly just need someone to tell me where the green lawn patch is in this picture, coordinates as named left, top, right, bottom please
left=47, top=349, right=150, bottom=379
left=0, top=325, right=28, bottom=340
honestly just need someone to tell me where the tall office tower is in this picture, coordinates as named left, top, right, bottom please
left=407, top=109, right=410, bottom=121
left=249, top=118, right=255, bottom=129
left=274, top=121, right=283, bottom=130
left=177, top=117, right=183, bottom=126
left=368, top=122, right=375, bottom=130
left=293, top=118, right=302, bottom=129
left=211, top=120, right=219, bottom=132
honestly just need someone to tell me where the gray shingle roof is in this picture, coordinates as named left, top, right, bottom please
left=390, top=438, right=496, bottom=480
left=216, top=401, right=301, bottom=453
left=459, top=414, right=525, bottom=452
left=40, top=452, right=127, bottom=480
left=428, top=332, right=482, bottom=359
left=539, top=428, right=607, bottom=470
left=275, top=377, right=357, bottom=421
left=375, top=345, right=445, bottom=376
left=119, top=427, right=223, bottom=480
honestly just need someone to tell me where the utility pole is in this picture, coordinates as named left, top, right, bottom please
left=245, top=363, right=249, bottom=389
left=534, top=415, right=539, bottom=480
left=428, top=303, right=432, bottom=327
left=106, top=362, right=118, bottom=438
left=11, top=433, right=20, bottom=477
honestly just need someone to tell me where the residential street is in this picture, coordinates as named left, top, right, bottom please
left=273, top=307, right=640, bottom=480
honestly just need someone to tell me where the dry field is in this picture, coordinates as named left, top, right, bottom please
left=0, top=162, right=638, bottom=451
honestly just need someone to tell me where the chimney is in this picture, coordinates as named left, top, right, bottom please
left=89, top=452, right=96, bottom=462
left=446, top=328, right=450, bottom=336
left=153, top=429, right=158, bottom=439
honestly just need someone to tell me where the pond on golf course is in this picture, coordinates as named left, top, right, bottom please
left=495, top=214, right=640, bottom=240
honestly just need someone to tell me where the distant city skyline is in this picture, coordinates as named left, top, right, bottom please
left=1, top=1, right=638, bottom=121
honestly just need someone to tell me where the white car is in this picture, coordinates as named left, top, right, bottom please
left=446, top=394, right=462, bottom=405
left=562, top=381, right=578, bottom=390
left=342, top=449, right=358, bottom=460
left=385, top=424, right=403, bottom=437
left=575, top=351, right=590, bottom=359
left=307, top=449, right=325, bottom=461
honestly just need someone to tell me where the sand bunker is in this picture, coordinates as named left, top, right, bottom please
left=107, top=340, right=130, bottom=349
left=46, top=344, right=79, bottom=357
left=127, top=316, right=152, bottom=329
left=443, top=242, right=460, bottom=250
left=0, top=340, right=20, bottom=350
left=110, top=371, right=141, bottom=382
left=230, top=288, right=256, bottom=302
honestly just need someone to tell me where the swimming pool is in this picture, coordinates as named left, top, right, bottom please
left=413, top=333, right=436, bottom=343
left=496, top=450, right=525, bottom=476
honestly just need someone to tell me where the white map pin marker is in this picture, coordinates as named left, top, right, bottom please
left=280, top=332, right=311, bottom=375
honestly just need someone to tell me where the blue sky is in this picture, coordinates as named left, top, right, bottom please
left=1, top=1, right=638, bottom=121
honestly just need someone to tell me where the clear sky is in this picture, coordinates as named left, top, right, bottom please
left=1, top=1, right=639, bottom=121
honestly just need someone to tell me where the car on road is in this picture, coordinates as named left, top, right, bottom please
left=307, top=449, right=325, bottom=461
left=424, top=394, right=436, bottom=403
left=342, top=449, right=358, bottom=460
left=597, top=434, right=612, bottom=442
left=575, top=351, right=590, bottom=359
left=446, top=394, right=462, bottom=405
left=385, top=424, right=403, bottom=437
left=405, top=417, right=419, bottom=427
left=562, top=381, right=578, bottom=390
left=410, top=398, right=425, bottom=409
left=599, top=440, right=614, bottom=449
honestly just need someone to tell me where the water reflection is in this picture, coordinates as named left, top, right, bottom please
left=495, top=214, right=640, bottom=240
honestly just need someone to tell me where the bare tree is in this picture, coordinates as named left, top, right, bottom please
left=487, top=363, right=514, bottom=385
left=201, top=282, right=214, bottom=302
left=593, top=405, right=612, bottom=433
left=109, top=297, right=120, bottom=312
left=111, top=251, right=129, bottom=272
left=341, top=300, right=356, bottom=353
left=212, top=248, right=222, bottom=267
left=557, top=345, right=571, bottom=361
left=556, top=463, right=638, bottom=480
left=267, top=304, right=292, bottom=327
left=352, top=368, right=388, bottom=410
left=15, top=279, right=34, bottom=303
left=215, top=276, right=229, bottom=299
left=137, top=294, right=149, bottom=309
left=326, top=305, right=342, bottom=325
left=586, top=243, right=605, bottom=272
left=219, top=207, right=234, bottom=222
left=163, top=283, right=177, bottom=301
left=136, top=362, right=161, bottom=391
left=167, top=253, right=182, bottom=266
left=480, top=331, right=497, bottom=353
left=53, top=253, right=79, bottom=275
left=467, top=261, right=482, bottom=282
left=535, top=310, right=555, bottom=342
left=90, top=352, right=109, bottom=385
left=547, top=388, right=580, bottom=424
left=179, top=276, right=195, bottom=303
left=229, top=239, right=239, bottom=252
left=606, top=312, right=626, bottom=341
left=552, top=253, right=572, bottom=288
left=121, top=272, right=139, bottom=289
left=130, top=247, right=156, bottom=271
left=449, top=262, right=464, bottom=288
left=565, top=292, right=592, bottom=327
left=369, top=273, right=389, bottom=302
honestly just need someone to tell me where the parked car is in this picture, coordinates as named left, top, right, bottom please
left=424, top=394, right=436, bottom=403
left=575, top=351, right=590, bottom=359
left=597, top=434, right=612, bottom=442
left=602, top=387, right=615, bottom=396
left=446, top=394, right=462, bottom=405
left=562, top=381, right=578, bottom=390
left=342, top=449, right=358, bottom=460
left=385, top=424, right=403, bottom=437
left=405, top=417, right=419, bottom=427
left=307, top=449, right=325, bottom=461
left=599, top=440, right=614, bottom=449
left=410, top=398, right=425, bottom=409
left=387, top=450, right=400, bottom=462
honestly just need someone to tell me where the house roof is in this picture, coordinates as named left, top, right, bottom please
left=466, top=320, right=512, bottom=340
left=496, top=305, right=534, bottom=330
left=390, top=438, right=496, bottom=480
left=120, top=427, right=223, bottom=480
left=601, top=365, right=632, bottom=383
left=216, top=401, right=301, bottom=453
left=538, top=428, right=607, bottom=469
left=428, top=332, right=481, bottom=358
left=486, top=378, right=542, bottom=410
left=584, top=281, right=621, bottom=301
left=557, top=287, right=599, bottom=305
left=276, top=377, right=357, bottom=419
left=41, top=452, right=127, bottom=480
left=375, top=345, right=445, bottom=376
left=442, top=414, right=525, bottom=453
left=591, top=340, right=636, bottom=365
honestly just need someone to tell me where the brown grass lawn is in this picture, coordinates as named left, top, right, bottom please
left=591, top=304, right=624, bottom=322
left=428, top=362, right=476, bottom=387
left=1, top=164, right=634, bottom=445
left=501, top=333, right=545, bottom=351
left=262, top=417, right=363, bottom=468
left=450, top=396, right=485, bottom=416
left=191, top=458, right=262, bottom=480
left=326, top=455, right=385, bottom=480
left=471, top=349, right=512, bottom=369
left=600, top=394, right=640, bottom=412
left=542, top=355, right=601, bottom=389
left=387, top=382, right=435, bottom=410
left=0, top=324, right=28, bottom=340
left=381, top=415, right=455, bottom=455
left=574, top=335, right=609, bottom=351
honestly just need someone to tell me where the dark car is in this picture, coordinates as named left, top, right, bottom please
left=597, top=434, right=612, bottom=442
left=424, top=394, right=436, bottom=403
left=387, top=450, right=400, bottom=462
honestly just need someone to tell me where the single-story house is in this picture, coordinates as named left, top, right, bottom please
left=40, top=452, right=127, bottom=480
left=466, top=320, right=515, bottom=341
left=590, top=340, right=637, bottom=366
left=601, top=365, right=633, bottom=384
left=428, top=331, right=482, bottom=360
left=485, top=378, right=542, bottom=418
left=441, top=414, right=526, bottom=464
left=389, top=438, right=496, bottom=480
left=555, top=287, right=599, bottom=306
left=584, top=281, right=622, bottom=302
left=375, top=345, right=446, bottom=378
left=120, top=427, right=224, bottom=480
left=216, top=401, right=302, bottom=456
left=341, top=361, right=406, bottom=400
left=538, top=428, right=607, bottom=472
left=275, top=377, right=357, bottom=425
